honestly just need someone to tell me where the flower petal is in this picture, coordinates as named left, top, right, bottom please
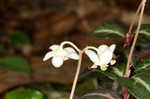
left=64, top=47, right=76, bottom=53
left=67, top=53, right=79, bottom=60
left=49, top=44, right=59, bottom=50
left=64, top=47, right=79, bottom=60
left=52, top=56, right=64, bottom=68
left=85, top=50, right=99, bottom=65
left=110, top=59, right=116, bottom=65
left=43, top=51, right=54, bottom=61
left=109, top=44, right=116, bottom=52
left=98, top=45, right=109, bottom=54
left=99, top=50, right=113, bottom=65
left=90, top=64, right=98, bottom=68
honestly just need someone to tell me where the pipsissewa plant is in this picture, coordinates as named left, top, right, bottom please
left=43, top=0, right=150, bottom=99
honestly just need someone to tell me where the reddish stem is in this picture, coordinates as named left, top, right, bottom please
left=124, top=2, right=142, bottom=48
left=123, top=0, right=146, bottom=99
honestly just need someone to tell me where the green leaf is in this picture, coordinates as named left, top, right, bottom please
left=135, top=57, right=150, bottom=72
left=133, top=24, right=150, bottom=42
left=0, top=44, right=5, bottom=53
left=6, top=89, right=44, bottom=99
left=93, top=24, right=125, bottom=38
left=0, top=56, right=32, bottom=73
left=11, top=30, right=30, bottom=44
left=117, top=68, right=150, bottom=99
left=99, top=64, right=126, bottom=80
left=137, top=24, right=150, bottom=36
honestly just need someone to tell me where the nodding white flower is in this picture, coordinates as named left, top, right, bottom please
left=43, top=42, right=79, bottom=68
left=85, top=44, right=116, bottom=71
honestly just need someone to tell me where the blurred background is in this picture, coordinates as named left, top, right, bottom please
left=0, top=0, right=150, bottom=99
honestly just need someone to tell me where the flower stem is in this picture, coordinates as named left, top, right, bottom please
left=124, top=0, right=146, bottom=78
left=69, top=50, right=83, bottom=99
left=123, top=0, right=147, bottom=99
left=85, top=46, right=99, bottom=52
left=124, top=2, right=142, bottom=48
left=69, top=46, right=98, bottom=99
left=60, top=41, right=80, bottom=52
left=127, top=2, right=142, bottom=35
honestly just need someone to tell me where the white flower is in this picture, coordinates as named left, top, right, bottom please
left=43, top=44, right=79, bottom=68
left=85, top=44, right=116, bottom=71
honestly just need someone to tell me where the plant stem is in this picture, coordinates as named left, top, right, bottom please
left=127, top=2, right=142, bottom=35
left=123, top=0, right=147, bottom=99
left=69, top=46, right=98, bottom=99
left=124, top=0, right=146, bottom=78
left=124, top=2, right=142, bottom=48
left=69, top=50, right=83, bottom=99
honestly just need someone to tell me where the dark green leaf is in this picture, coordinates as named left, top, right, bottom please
left=133, top=24, right=150, bottom=42
left=117, top=68, right=150, bottom=99
left=6, top=89, right=44, bottom=99
left=0, top=44, right=5, bottom=53
left=99, top=64, right=126, bottom=80
left=93, top=24, right=125, bottom=38
left=0, top=56, right=32, bottom=73
left=135, top=57, right=150, bottom=72
left=138, top=24, right=150, bottom=36
left=11, top=30, right=30, bottom=44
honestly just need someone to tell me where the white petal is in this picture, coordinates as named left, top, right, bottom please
left=85, top=50, right=99, bottom=65
left=43, top=51, right=54, bottom=61
left=99, top=50, right=113, bottom=65
left=110, top=59, right=116, bottom=65
left=49, top=44, right=59, bottom=50
left=90, top=64, right=98, bottom=68
left=52, top=56, right=64, bottom=68
left=64, top=47, right=76, bottom=53
left=98, top=45, right=109, bottom=54
left=67, top=53, right=79, bottom=60
left=65, top=47, right=79, bottom=60
left=109, top=44, right=116, bottom=52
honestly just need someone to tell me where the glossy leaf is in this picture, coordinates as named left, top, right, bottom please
left=6, top=89, right=44, bottom=99
left=118, top=68, right=150, bottom=99
left=136, top=24, right=150, bottom=36
left=0, top=56, right=32, bottom=73
left=11, top=30, right=30, bottom=44
left=135, top=57, right=150, bottom=72
left=93, top=24, right=125, bottom=38
left=99, top=64, right=126, bottom=80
